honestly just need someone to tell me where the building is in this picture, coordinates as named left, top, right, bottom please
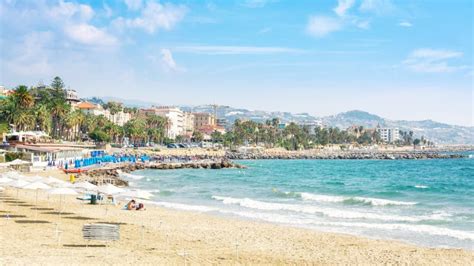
left=147, top=106, right=185, bottom=139
left=376, top=127, right=400, bottom=143
left=74, top=101, right=131, bottom=126
left=298, top=120, right=323, bottom=134
left=194, top=112, right=216, bottom=130
left=65, top=89, right=80, bottom=104
left=0, top=86, right=13, bottom=99
left=106, top=111, right=131, bottom=126
left=75, top=101, right=107, bottom=116
left=183, top=112, right=195, bottom=136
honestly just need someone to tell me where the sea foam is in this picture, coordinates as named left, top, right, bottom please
left=299, top=192, right=418, bottom=206
left=212, top=196, right=432, bottom=222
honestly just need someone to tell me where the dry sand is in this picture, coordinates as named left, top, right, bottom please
left=0, top=171, right=473, bottom=265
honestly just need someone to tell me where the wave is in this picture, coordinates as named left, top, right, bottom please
left=218, top=210, right=470, bottom=241
left=149, top=201, right=217, bottom=212
left=414, top=185, right=429, bottom=189
left=297, top=192, right=417, bottom=206
left=212, top=196, right=435, bottom=222
left=316, top=221, right=474, bottom=241
left=118, top=171, right=145, bottom=180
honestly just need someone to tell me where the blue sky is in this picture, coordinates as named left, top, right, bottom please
left=0, top=0, right=472, bottom=126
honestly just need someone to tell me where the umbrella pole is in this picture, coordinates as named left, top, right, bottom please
left=35, top=190, right=38, bottom=220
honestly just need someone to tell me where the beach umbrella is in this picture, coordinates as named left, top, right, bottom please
left=44, top=176, right=71, bottom=187
left=73, top=181, right=97, bottom=191
left=117, top=189, right=154, bottom=200
left=0, top=177, right=13, bottom=184
left=7, top=179, right=30, bottom=188
left=23, top=181, right=51, bottom=219
left=6, top=179, right=30, bottom=209
left=23, top=181, right=51, bottom=190
left=98, top=184, right=125, bottom=195
left=48, top=187, right=78, bottom=195
left=24, top=175, right=44, bottom=182
left=48, top=187, right=78, bottom=216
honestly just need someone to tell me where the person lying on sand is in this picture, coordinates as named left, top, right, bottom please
left=126, top=199, right=136, bottom=210
left=136, top=203, right=146, bottom=211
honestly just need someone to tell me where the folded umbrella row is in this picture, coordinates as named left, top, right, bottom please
left=0, top=171, right=154, bottom=200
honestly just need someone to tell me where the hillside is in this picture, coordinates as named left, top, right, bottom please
left=89, top=97, right=473, bottom=144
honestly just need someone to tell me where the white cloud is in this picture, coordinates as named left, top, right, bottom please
left=242, top=0, right=271, bottom=8
left=398, top=21, right=412, bottom=27
left=116, top=2, right=187, bottom=33
left=160, top=49, right=181, bottom=72
left=359, top=0, right=395, bottom=15
left=258, top=27, right=272, bottom=34
left=175, top=45, right=304, bottom=55
left=306, top=16, right=343, bottom=37
left=403, top=48, right=464, bottom=73
left=48, top=0, right=94, bottom=22
left=6, top=31, right=54, bottom=77
left=124, top=0, right=143, bottom=11
left=334, top=0, right=356, bottom=17
left=64, top=23, right=118, bottom=46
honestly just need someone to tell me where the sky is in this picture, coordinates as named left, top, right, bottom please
left=0, top=0, right=472, bottom=126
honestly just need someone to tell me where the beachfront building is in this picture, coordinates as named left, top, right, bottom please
left=106, top=111, right=132, bottom=126
left=74, top=101, right=131, bottom=126
left=298, top=120, right=323, bottom=134
left=376, top=127, right=400, bottom=143
left=183, top=112, right=195, bottom=137
left=7, top=144, right=87, bottom=167
left=194, top=112, right=216, bottom=130
left=144, top=106, right=185, bottom=139
left=0, top=86, right=13, bottom=99
left=65, top=89, right=80, bottom=105
left=75, top=101, right=107, bottom=116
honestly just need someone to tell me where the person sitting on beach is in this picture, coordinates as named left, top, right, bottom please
left=126, top=199, right=136, bottom=210
left=136, top=203, right=146, bottom=211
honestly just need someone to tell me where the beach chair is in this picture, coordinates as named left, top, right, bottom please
left=82, top=223, right=120, bottom=248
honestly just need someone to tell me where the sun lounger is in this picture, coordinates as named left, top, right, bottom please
left=82, top=223, right=120, bottom=246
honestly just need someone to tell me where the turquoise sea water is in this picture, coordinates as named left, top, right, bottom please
left=127, top=155, right=474, bottom=250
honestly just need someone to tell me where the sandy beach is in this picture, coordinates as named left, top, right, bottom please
left=0, top=170, right=472, bottom=265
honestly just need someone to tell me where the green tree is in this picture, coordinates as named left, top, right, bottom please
left=192, top=131, right=204, bottom=142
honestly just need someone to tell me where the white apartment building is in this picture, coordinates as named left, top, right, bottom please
left=106, top=111, right=131, bottom=126
left=377, top=127, right=400, bottom=143
left=152, top=107, right=185, bottom=139
left=74, top=102, right=131, bottom=126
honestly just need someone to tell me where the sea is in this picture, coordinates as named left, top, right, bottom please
left=124, top=154, right=474, bottom=250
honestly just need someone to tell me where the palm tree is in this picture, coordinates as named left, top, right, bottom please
left=14, top=111, right=35, bottom=131
left=49, top=99, right=70, bottom=138
left=13, top=85, right=34, bottom=108
left=35, top=104, right=52, bottom=134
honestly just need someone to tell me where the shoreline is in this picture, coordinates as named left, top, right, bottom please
left=1, top=177, right=473, bottom=265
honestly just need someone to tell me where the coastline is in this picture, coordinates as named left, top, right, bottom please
left=1, top=177, right=473, bottom=265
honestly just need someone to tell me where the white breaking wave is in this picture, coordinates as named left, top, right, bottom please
left=414, top=185, right=429, bottom=189
left=315, top=221, right=474, bottom=241
left=119, top=172, right=145, bottom=180
left=299, top=192, right=417, bottom=206
left=218, top=210, right=471, bottom=241
left=212, top=196, right=433, bottom=222
left=150, top=201, right=217, bottom=212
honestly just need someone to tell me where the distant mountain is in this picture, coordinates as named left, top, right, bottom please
left=97, top=96, right=160, bottom=108
left=323, top=110, right=473, bottom=145
left=89, top=97, right=473, bottom=144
